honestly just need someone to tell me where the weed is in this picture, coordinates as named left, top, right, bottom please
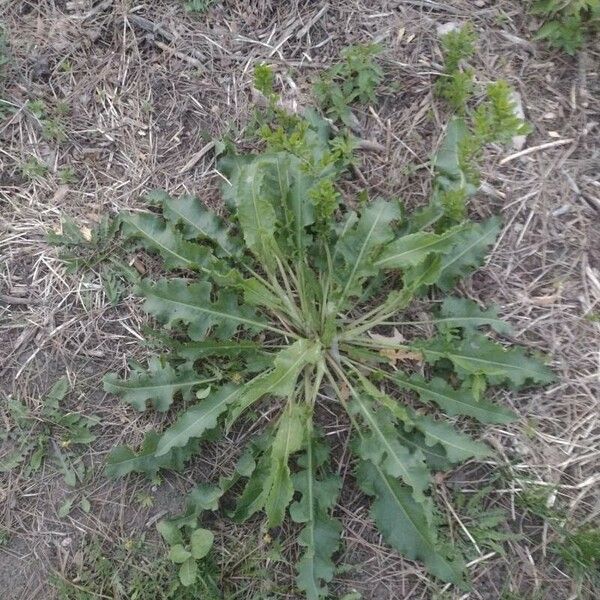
left=100, top=54, right=552, bottom=596
left=59, top=58, right=73, bottom=73
left=531, top=0, right=600, bottom=54
left=21, top=156, right=48, bottom=180
left=434, top=26, right=531, bottom=224
left=313, top=43, right=383, bottom=127
left=0, top=377, right=98, bottom=498
left=435, top=24, right=476, bottom=112
left=452, top=474, right=520, bottom=558
left=27, top=98, right=69, bottom=142
left=51, top=536, right=220, bottom=599
left=555, top=526, right=600, bottom=582
left=57, top=166, right=78, bottom=185
left=48, top=215, right=139, bottom=304
left=184, top=0, right=215, bottom=14
left=254, top=62, right=276, bottom=100
left=516, top=483, right=600, bottom=591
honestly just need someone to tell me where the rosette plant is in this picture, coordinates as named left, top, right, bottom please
left=104, top=110, right=553, bottom=597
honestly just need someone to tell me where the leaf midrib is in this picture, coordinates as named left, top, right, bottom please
left=440, top=223, right=497, bottom=273
left=106, top=375, right=217, bottom=393
left=394, top=375, right=506, bottom=417
left=373, top=462, right=455, bottom=575
left=375, top=233, right=444, bottom=267
left=157, top=386, right=240, bottom=454
left=413, top=416, right=487, bottom=456
left=165, top=201, right=232, bottom=258
left=422, top=347, right=534, bottom=375
left=127, top=218, right=194, bottom=267
left=353, top=394, right=426, bottom=497
left=148, top=287, right=269, bottom=332
left=341, top=203, right=387, bottom=301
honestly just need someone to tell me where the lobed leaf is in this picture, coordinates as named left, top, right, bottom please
left=138, top=278, right=267, bottom=341
left=374, top=226, right=465, bottom=270
left=358, top=461, right=464, bottom=584
left=227, top=339, right=322, bottom=426
left=350, top=392, right=430, bottom=503
left=290, top=435, right=342, bottom=600
left=233, top=157, right=281, bottom=271
left=410, top=412, right=491, bottom=463
left=437, top=296, right=514, bottom=335
left=106, top=432, right=199, bottom=478
left=162, top=194, right=241, bottom=257
left=393, top=373, right=516, bottom=424
left=415, top=333, right=554, bottom=388
left=156, top=384, right=241, bottom=456
left=121, top=212, right=215, bottom=271
left=437, top=217, right=502, bottom=289
left=103, top=358, right=217, bottom=412
left=264, top=403, right=309, bottom=527
left=333, top=198, right=401, bottom=303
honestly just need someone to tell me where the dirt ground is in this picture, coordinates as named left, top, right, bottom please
left=0, top=1, right=599, bottom=599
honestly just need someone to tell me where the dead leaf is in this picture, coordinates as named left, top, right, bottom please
left=131, top=256, right=147, bottom=275
left=339, top=382, right=350, bottom=402
left=369, top=328, right=405, bottom=344
left=380, top=347, right=423, bottom=367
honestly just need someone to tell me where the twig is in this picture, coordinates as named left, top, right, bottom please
left=127, top=13, right=206, bottom=62
left=296, top=3, right=330, bottom=40
left=0, top=293, right=38, bottom=305
left=154, top=40, right=203, bottom=69
left=179, top=141, right=216, bottom=174
left=127, top=14, right=176, bottom=42
left=499, top=139, right=574, bottom=165
left=396, top=0, right=460, bottom=12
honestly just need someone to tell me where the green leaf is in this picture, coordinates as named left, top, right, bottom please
left=227, top=339, right=322, bottom=426
left=178, top=557, right=197, bottom=586
left=105, top=432, right=199, bottom=478
left=290, top=435, right=341, bottom=599
left=45, top=376, right=69, bottom=411
left=103, top=358, right=217, bottom=412
left=58, top=498, right=74, bottom=518
left=416, top=333, right=554, bottom=388
left=393, top=374, right=516, bottom=424
left=394, top=428, right=451, bottom=472
left=232, top=451, right=272, bottom=523
left=334, top=199, right=401, bottom=303
left=169, top=544, right=192, bottom=564
left=157, top=519, right=184, bottom=545
left=162, top=194, right=241, bottom=256
left=138, top=278, right=267, bottom=341
left=350, top=392, right=430, bottom=503
left=121, top=212, right=215, bottom=271
left=187, top=483, right=224, bottom=513
left=242, top=277, right=288, bottom=313
left=264, top=403, right=309, bottom=527
left=433, top=117, right=469, bottom=179
left=155, top=384, right=240, bottom=456
left=437, top=217, right=501, bottom=289
left=173, top=339, right=262, bottom=362
left=438, top=297, right=513, bottom=335
left=357, top=461, right=464, bottom=584
left=264, top=153, right=315, bottom=258
left=234, top=158, right=280, bottom=270
left=190, top=528, right=214, bottom=559
left=410, top=413, right=491, bottom=463
left=374, top=226, right=465, bottom=270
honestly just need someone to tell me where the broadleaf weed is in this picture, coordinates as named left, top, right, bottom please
left=95, top=41, right=555, bottom=596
